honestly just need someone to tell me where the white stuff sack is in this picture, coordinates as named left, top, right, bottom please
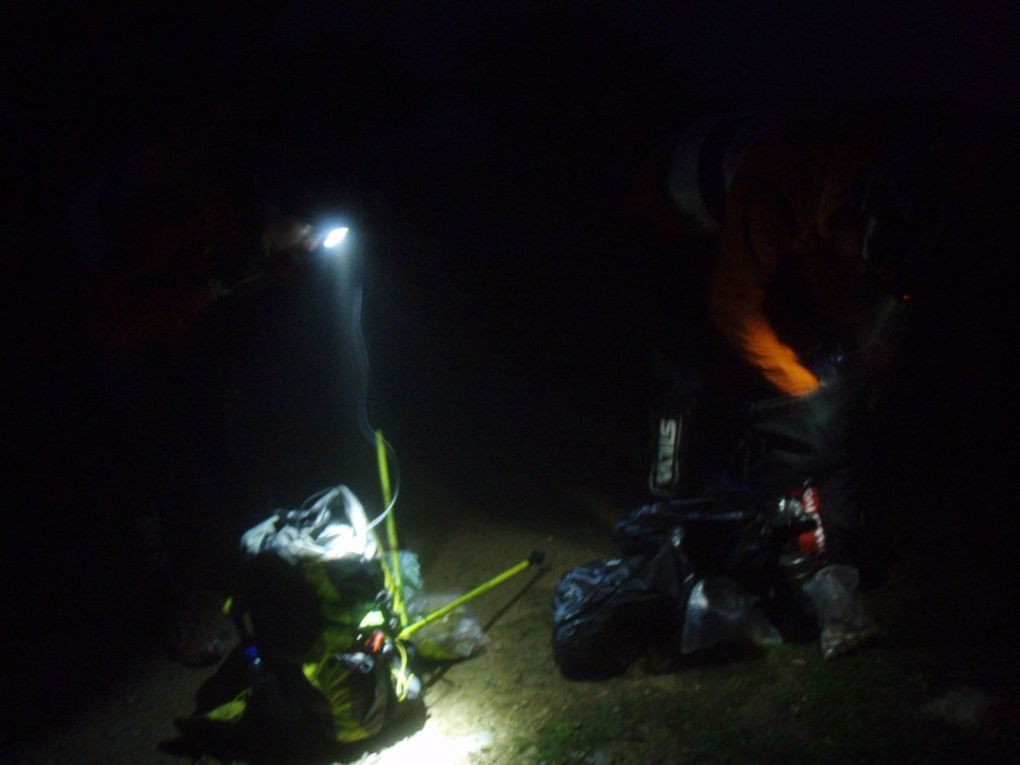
left=240, top=485, right=377, bottom=564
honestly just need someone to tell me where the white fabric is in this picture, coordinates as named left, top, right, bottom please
left=240, top=485, right=378, bottom=564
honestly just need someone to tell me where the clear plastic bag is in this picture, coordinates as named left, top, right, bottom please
left=800, top=565, right=879, bottom=660
left=397, top=550, right=424, bottom=601
left=406, top=591, right=488, bottom=661
left=680, top=576, right=782, bottom=654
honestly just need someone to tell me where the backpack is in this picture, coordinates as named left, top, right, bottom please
left=199, top=486, right=421, bottom=743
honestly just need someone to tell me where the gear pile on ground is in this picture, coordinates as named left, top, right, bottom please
left=174, top=486, right=422, bottom=750
left=552, top=484, right=877, bottom=678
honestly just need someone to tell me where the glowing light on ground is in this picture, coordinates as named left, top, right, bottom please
left=349, top=721, right=493, bottom=765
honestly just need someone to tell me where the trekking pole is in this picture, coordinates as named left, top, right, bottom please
left=376, top=429, right=407, bottom=626
left=398, top=550, right=545, bottom=641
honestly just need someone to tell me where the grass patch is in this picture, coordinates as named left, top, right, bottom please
left=516, top=693, right=665, bottom=763
left=516, top=553, right=1015, bottom=763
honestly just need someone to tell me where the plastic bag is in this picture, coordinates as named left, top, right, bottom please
left=405, top=591, right=487, bottom=661
left=800, top=565, right=879, bottom=660
left=397, top=550, right=424, bottom=602
left=393, top=552, right=485, bottom=661
left=681, top=576, right=782, bottom=654
left=552, top=543, right=697, bottom=679
left=612, top=495, right=779, bottom=598
left=240, top=486, right=377, bottom=563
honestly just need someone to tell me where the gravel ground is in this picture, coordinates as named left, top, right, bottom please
left=7, top=478, right=1018, bottom=765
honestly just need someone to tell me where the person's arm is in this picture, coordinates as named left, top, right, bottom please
left=100, top=270, right=217, bottom=346
left=709, top=181, right=820, bottom=396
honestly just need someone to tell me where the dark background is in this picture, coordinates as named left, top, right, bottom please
left=5, top=0, right=1019, bottom=742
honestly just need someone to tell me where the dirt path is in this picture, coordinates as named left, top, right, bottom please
left=8, top=477, right=1018, bottom=765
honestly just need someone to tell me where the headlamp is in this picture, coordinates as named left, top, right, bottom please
left=323, top=227, right=350, bottom=249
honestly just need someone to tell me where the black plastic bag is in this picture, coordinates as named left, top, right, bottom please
left=553, top=492, right=804, bottom=679
left=612, top=493, right=754, bottom=555
left=613, top=494, right=782, bottom=598
left=552, top=541, right=697, bottom=679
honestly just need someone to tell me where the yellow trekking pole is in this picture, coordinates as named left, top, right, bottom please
left=375, top=429, right=407, bottom=626
left=398, top=550, right=545, bottom=641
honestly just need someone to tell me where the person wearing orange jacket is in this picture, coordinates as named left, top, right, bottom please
left=69, top=123, right=322, bottom=665
left=708, top=114, right=905, bottom=396
left=654, top=111, right=940, bottom=657
left=77, top=137, right=321, bottom=349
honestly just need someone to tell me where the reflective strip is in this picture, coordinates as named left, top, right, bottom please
left=204, top=690, right=250, bottom=723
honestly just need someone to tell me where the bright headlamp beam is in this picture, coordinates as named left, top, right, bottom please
left=324, top=227, right=350, bottom=248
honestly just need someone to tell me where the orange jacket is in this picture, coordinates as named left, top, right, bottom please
left=81, top=142, right=256, bottom=348
left=709, top=116, right=883, bottom=396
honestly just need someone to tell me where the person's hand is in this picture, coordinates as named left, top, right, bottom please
left=261, top=215, right=321, bottom=258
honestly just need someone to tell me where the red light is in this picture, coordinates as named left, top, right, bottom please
left=901, top=293, right=912, bottom=303
left=365, top=630, right=386, bottom=655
